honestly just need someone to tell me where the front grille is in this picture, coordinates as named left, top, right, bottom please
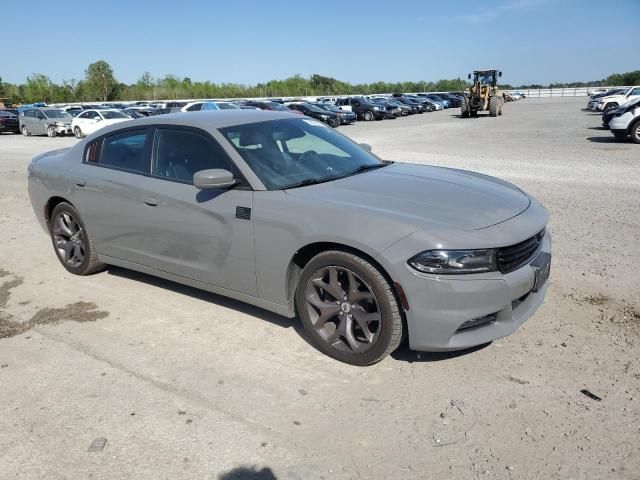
left=497, top=229, right=545, bottom=274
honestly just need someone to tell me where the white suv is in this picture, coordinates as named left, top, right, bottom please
left=609, top=98, right=640, bottom=143
left=597, top=86, right=640, bottom=111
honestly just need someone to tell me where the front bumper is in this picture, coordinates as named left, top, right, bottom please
left=54, top=124, right=72, bottom=134
left=384, top=227, right=551, bottom=352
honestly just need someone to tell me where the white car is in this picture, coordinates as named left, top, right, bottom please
left=609, top=98, right=640, bottom=143
left=211, top=101, right=240, bottom=110
left=596, top=86, right=640, bottom=111
left=71, top=109, right=130, bottom=138
left=180, top=101, right=219, bottom=112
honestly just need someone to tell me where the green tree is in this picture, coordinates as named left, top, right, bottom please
left=24, top=74, right=54, bottom=102
left=85, top=60, right=117, bottom=101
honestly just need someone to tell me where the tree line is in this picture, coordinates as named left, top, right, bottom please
left=1, top=60, right=639, bottom=104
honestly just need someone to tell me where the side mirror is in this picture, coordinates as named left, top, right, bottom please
left=193, top=169, right=237, bottom=189
left=360, top=143, right=373, bottom=152
left=499, top=71, right=502, bottom=77
left=468, top=73, right=471, bottom=80
left=93, top=116, right=101, bottom=121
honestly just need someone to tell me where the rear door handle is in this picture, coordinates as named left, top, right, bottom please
left=142, top=196, right=158, bottom=206
left=74, top=178, right=86, bottom=187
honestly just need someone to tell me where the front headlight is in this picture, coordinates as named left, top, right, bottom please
left=55, top=121, right=65, bottom=126
left=372, top=106, right=380, bottom=110
left=408, top=249, right=497, bottom=274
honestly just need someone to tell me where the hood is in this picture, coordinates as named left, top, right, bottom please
left=285, top=163, right=530, bottom=231
left=48, top=117, right=72, bottom=124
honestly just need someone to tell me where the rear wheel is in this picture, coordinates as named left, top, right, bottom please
left=489, top=96, right=499, bottom=117
left=630, top=120, right=640, bottom=144
left=47, top=125, right=57, bottom=137
left=49, top=202, right=105, bottom=275
left=461, top=98, right=470, bottom=118
left=363, top=111, right=374, bottom=121
left=296, top=251, right=403, bottom=366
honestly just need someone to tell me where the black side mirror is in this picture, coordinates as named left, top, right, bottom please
left=499, top=71, right=503, bottom=77
left=468, top=73, right=471, bottom=80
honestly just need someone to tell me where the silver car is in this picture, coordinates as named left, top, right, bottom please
left=27, top=111, right=551, bottom=365
left=19, top=108, right=73, bottom=137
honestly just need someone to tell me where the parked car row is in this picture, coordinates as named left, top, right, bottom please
left=585, top=86, right=640, bottom=112
left=5, top=91, right=468, bottom=138
left=601, top=97, right=640, bottom=143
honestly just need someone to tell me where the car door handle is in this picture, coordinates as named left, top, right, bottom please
left=74, top=178, right=86, bottom=187
left=142, top=197, right=158, bottom=206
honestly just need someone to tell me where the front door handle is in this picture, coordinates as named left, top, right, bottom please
left=142, top=196, right=158, bottom=207
left=74, top=178, right=86, bottom=187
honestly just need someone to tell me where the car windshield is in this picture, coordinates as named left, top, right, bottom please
left=264, top=103, right=287, bottom=111
left=101, top=110, right=128, bottom=119
left=43, top=109, right=71, bottom=119
left=220, top=118, right=386, bottom=190
left=0, top=111, right=16, bottom=117
left=215, top=102, right=240, bottom=110
left=295, top=103, right=326, bottom=113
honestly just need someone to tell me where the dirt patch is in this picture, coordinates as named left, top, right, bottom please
left=0, top=276, right=24, bottom=309
left=583, top=293, right=610, bottom=306
left=0, top=269, right=108, bottom=339
left=0, top=302, right=109, bottom=339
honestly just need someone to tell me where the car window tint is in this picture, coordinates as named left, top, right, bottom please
left=186, top=103, right=202, bottom=111
left=99, top=130, right=149, bottom=172
left=153, top=129, right=233, bottom=183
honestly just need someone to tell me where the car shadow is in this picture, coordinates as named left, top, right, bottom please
left=390, top=341, right=491, bottom=363
left=105, top=266, right=296, bottom=331
left=586, top=136, right=625, bottom=143
left=587, top=126, right=608, bottom=130
left=217, top=466, right=277, bottom=480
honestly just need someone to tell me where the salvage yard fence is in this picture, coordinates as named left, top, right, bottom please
left=502, top=86, right=630, bottom=98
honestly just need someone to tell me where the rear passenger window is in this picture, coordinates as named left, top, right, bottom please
left=153, top=129, right=233, bottom=183
left=89, top=130, right=149, bottom=172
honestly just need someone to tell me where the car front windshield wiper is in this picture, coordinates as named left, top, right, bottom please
left=280, top=176, right=341, bottom=190
left=344, top=163, right=388, bottom=177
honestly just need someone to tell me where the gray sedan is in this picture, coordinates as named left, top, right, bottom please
left=19, top=108, right=73, bottom=137
left=27, top=111, right=551, bottom=365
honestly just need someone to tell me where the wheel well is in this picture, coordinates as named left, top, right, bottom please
left=287, top=242, right=406, bottom=315
left=44, top=196, right=71, bottom=225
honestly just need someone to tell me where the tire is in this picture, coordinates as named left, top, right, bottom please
left=489, top=96, right=499, bottom=117
left=461, top=98, right=470, bottom=118
left=21, top=125, right=30, bottom=136
left=363, top=111, right=374, bottom=121
left=49, top=202, right=106, bottom=276
left=604, top=103, right=618, bottom=112
left=47, top=125, right=57, bottom=137
left=328, top=117, right=340, bottom=128
left=74, top=126, right=83, bottom=139
left=295, top=250, right=403, bottom=366
left=629, top=120, right=640, bottom=144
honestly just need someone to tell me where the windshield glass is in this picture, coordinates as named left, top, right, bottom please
left=43, top=109, right=71, bottom=119
left=101, top=110, right=128, bottom=119
left=220, top=118, right=385, bottom=190
left=475, top=72, right=496, bottom=84
left=216, top=102, right=240, bottom=110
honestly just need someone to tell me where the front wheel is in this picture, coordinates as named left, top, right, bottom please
left=74, top=126, right=83, bottom=138
left=296, top=251, right=403, bottom=366
left=363, top=111, right=374, bottom=121
left=21, top=125, right=30, bottom=136
left=47, top=125, right=57, bottom=137
left=49, top=202, right=106, bottom=275
left=629, top=120, right=640, bottom=144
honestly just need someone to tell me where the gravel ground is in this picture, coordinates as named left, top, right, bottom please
left=0, top=97, right=638, bottom=480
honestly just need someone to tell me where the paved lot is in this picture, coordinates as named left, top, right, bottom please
left=1, top=98, right=638, bottom=480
